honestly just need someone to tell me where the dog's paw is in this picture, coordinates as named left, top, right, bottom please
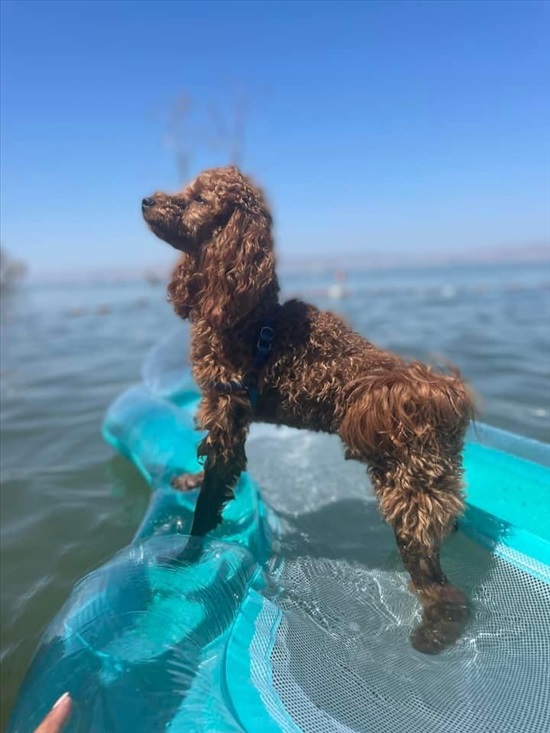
left=171, top=472, right=204, bottom=492
left=411, top=587, right=469, bottom=655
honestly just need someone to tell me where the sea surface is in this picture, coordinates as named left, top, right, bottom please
left=1, top=261, right=549, bottom=729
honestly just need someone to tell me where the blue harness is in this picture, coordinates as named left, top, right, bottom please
left=212, top=319, right=276, bottom=409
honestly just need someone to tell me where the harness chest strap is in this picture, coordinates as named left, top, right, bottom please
left=212, top=319, right=275, bottom=408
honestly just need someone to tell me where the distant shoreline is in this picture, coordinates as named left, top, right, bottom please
left=24, top=247, right=550, bottom=285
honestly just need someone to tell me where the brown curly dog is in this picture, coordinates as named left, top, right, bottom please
left=142, top=165, right=475, bottom=654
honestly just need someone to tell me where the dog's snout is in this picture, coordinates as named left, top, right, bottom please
left=142, top=197, right=155, bottom=209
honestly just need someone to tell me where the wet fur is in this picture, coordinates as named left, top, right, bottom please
left=143, top=166, right=475, bottom=654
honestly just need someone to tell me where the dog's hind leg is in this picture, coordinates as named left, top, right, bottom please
left=340, top=363, right=474, bottom=653
left=369, top=456, right=469, bottom=654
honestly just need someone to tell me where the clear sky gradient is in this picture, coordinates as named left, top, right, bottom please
left=1, top=0, right=549, bottom=277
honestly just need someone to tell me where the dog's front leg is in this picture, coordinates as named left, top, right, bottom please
left=189, top=392, right=251, bottom=537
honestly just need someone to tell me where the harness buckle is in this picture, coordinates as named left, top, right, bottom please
left=257, top=326, right=274, bottom=351
left=256, top=326, right=275, bottom=346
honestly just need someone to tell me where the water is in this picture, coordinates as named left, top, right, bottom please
left=1, top=261, right=549, bottom=729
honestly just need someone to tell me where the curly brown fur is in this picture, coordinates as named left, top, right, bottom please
left=142, top=166, right=475, bottom=654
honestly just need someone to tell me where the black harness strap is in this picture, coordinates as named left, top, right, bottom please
left=212, top=318, right=276, bottom=409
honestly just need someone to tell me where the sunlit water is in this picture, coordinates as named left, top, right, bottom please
left=1, top=262, right=549, bottom=728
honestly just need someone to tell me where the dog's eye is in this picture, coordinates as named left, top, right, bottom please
left=194, top=195, right=207, bottom=205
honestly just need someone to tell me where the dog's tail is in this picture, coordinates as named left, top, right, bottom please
left=341, top=362, right=475, bottom=458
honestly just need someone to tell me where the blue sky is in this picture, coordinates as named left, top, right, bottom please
left=1, top=0, right=549, bottom=277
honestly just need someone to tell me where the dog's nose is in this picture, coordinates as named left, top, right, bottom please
left=142, top=197, right=155, bottom=209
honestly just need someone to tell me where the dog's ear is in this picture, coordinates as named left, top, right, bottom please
left=199, top=206, right=276, bottom=328
left=167, top=254, right=201, bottom=319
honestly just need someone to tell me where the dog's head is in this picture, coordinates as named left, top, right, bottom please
left=143, top=166, right=277, bottom=326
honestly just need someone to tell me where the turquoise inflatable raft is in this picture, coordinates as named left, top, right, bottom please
left=8, top=330, right=550, bottom=733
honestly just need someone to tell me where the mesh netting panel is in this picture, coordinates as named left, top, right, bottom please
left=247, top=424, right=550, bottom=733
left=267, top=550, right=550, bottom=733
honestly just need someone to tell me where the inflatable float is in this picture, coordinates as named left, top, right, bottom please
left=8, top=328, right=550, bottom=733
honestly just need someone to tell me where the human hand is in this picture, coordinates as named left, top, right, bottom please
left=33, top=693, right=72, bottom=733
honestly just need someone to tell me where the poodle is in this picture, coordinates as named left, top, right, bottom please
left=142, top=165, right=475, bottom=654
